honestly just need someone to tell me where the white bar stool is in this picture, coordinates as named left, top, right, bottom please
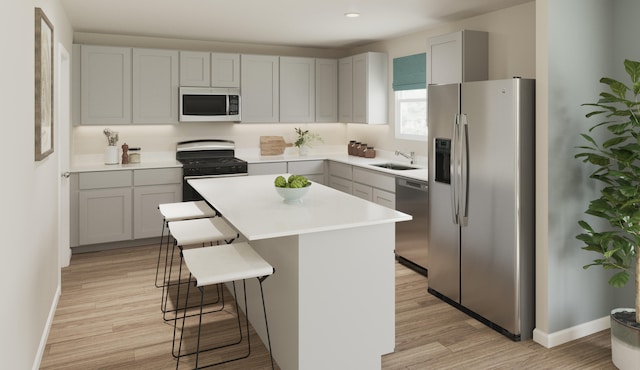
left=162, top=217, right=239, bottom=321
left=156, top=201, right=217, bottom=289
left=174, top=242, right=275, bottom=370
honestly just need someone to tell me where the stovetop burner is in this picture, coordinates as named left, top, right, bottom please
left=176, top=139, right=248, bottom=176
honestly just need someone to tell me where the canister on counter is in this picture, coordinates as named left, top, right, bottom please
left=128, top=147, right=141, bottom=163
left=364, top=146, right=376, bottom=158
left=357, top=143, right=367, bottom=156
left=348, top=140, right=356, bottom=155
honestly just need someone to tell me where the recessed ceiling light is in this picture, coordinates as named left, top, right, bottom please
left=344, top=12, right=360, bottom=18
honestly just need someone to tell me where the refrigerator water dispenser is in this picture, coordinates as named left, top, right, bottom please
left=434, top=138, right=451, bottom=184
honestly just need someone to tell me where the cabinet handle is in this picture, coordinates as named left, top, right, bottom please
left=61, top=172, right=71, bottom=178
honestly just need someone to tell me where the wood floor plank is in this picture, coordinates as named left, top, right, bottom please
left=41, top=243, right=615, bottom=369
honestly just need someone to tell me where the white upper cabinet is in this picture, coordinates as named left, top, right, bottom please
left=241, top=54, right=279, bottom=123
left=211, top=53, right=240, bottom=87
left=80, top=45, right=132, bottom=125
left=426, top=30, right=488, bottom=85
left=338, top=56, right=353, bottom=123
left=315, top=58, right=338, bottom=123
left=180, top=51, right=240, bottom=87
left=179, top=51, right=210, bottom=87
left=280, top=56, right=315, bottom=123
left=339, top=52, right=388, bottom=124
left=132, top=48, right=179, bottom=124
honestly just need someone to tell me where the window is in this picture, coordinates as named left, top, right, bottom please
left=393, top=53, right=427, bottom=141
left=395, top=89, right=427, bottom=140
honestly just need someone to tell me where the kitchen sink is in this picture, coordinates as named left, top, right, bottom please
left=371, top=163, right=419, bottom=171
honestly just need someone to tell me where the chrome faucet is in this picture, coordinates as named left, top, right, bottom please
left=395, top=150, right=415, bottom=165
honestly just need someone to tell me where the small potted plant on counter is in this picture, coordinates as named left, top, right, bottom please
left=294, top=127, right=323, bottom=156
left=575, top=59, right=640, bottom=369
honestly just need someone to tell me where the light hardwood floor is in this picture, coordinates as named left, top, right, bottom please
left=41, top=244, right=614, bottom=369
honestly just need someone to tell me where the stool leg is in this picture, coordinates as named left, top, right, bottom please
left=258, top=275, right=275, bottom=370
left=154, top=220, right=167, bottom=288
left=161, top=241, right=177, bottom=317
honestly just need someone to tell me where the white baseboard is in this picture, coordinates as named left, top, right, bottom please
left=533, top=315, right=610, bottom=348
left=32, top=284, right=61, bottom=370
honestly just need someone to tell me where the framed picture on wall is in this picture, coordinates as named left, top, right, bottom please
left=34, top=7, right=54, bottom=161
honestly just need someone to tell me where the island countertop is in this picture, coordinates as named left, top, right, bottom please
left=188, top=174, right=411, bottom=241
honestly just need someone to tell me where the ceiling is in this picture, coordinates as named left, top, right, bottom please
left=60, top=0, right=532, bottom=49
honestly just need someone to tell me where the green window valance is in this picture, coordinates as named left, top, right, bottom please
left=392, top=53, right=427, bottom=91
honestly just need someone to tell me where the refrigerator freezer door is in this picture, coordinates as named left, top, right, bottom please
left=427, top=83, right=461, bottom=303
left=459, top=79, right=530, bottom=335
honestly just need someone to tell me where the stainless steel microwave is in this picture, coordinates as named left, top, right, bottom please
left=179, top=87, right=241, bottom=122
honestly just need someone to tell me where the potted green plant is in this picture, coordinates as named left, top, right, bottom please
left=575, top=59, right=640, bottom=369
left=294, top=127, right=323, bottom=156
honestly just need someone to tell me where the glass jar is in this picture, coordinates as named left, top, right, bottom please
left=351, top=141, right=360, bottom=156
left=358, top=143, right=367, bottom=157
left=128, top=147, right=141, bottom=163
left=364, top=146, right=376, bottom=158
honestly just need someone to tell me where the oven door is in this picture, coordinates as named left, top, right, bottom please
left=182, top=173, right=248, bottom=201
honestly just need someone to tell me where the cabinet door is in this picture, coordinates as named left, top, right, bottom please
left=316, top=58, right=338, bottom=122
left=427, top=31, right=462, bottom=85
left=81, top=45, right=132, bottom=124
left=180, top=51, right=210, bottom=87
left=338, top=56, right=353, bottom=123
left=426, top=30, right=488, bottom=85
left=133, top=184, right=181, bottom=239
left=211, top=53, right=240, bottom=87
left=352, top=182, right=373, bottom=201
left=248, top=162, right=287, bottom=176
left=241, top=54, right=279, bottom=122
left=78, top=187, right=132, bottom=245
left=373, top=188, right=395, bottom=209
left=329, top=175, right=352, bottom=194
left=352, top=54, right=368, bottom=123
left=352, top=52, right=388, bottom=124
left=280, top=57, right=315, bottom=123
left=289, top=160, right=326, bottom=185
left=132, top=48, right=179, bottom=124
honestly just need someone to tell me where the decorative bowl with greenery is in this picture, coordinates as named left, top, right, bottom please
left=575, top=59, right=640, bottom=367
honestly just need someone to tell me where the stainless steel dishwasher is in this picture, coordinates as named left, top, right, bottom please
left=395, top=177, right=429, bottom=276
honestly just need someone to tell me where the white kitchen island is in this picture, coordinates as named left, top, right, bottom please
left=188, top=175, right=411, bottom=370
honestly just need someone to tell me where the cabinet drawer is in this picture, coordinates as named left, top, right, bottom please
left=353, top=167, right=395, bottom=193
left=328, top=161, right=352, bottom=180
left=352, top=182, right=373, bottom=201
left=329, top=175, right=352, bottom=194
left=248, top=162, right=287, bottom=176
left=373, top=188, right=395, bottom=209
left=288, top=160, right=325, bottom=175
left=79, top=171, right=132, bottom=189
left=134, top=168, right=182, bottom=186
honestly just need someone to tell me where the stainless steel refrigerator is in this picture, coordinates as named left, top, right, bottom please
left=427, top=78, right=535, bottom=340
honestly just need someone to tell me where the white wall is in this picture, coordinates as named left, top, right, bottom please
left=535, top=0, right=635, bottom=346
left=0, top=0, right=73, bottom=368
left=71, top=2, right=536, bottom=160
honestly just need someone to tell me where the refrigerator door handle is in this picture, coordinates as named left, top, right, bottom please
left=451, top=113, right=460, bottom=225
left=459, top=113, right=470, bottom=226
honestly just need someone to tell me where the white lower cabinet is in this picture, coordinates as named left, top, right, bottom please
left=79, top=187, right=132, bottom=245
left=248, top=162, right=288, bottom=176
left=72, top=168, right=181, bottom=247
left=249, top=160, right=327, bottom=185
left=288, top=160, right=326, bottom=185
left=133, top=184, right=181, bottom=239
left=352, top=182, right=372, bottom=201
left=329, top=161, right=396, bottom=209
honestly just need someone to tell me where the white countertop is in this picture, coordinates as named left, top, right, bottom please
left=188, top=174, right=412, bottom=241
left=237, top=146, right=428, bottom=182
left=70, top=151, right=181, bottom=172
left=70, top=147, right=428, bottom=182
